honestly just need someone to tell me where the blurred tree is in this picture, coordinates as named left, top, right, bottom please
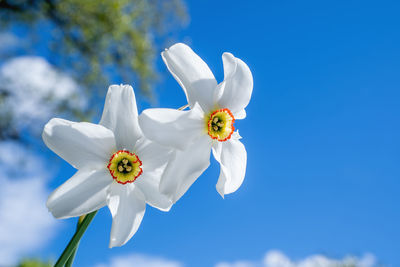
left=0, top=0, right=188, bottom=140
left=0, top=0, right=187, bottom=96
left=16, top=259, right=52, bottom=267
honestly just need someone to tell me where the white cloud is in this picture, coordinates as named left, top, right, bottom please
left=96, top=253, right=183, bottom=267
left=0, top=141, right=57, bottom=265
left=216, top=250, right=377, bottom=267
left=216, top=261, right=255, bottom=267
left=0, top=32, right=20, bottom=51
left=0, top=140, right=44, bottom=174
left=0, top=56, right=86, bottom=134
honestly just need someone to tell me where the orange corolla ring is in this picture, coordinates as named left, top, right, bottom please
left=107, top=150, right=143, bottom=184
left=206, top=108, right=235, bottom=142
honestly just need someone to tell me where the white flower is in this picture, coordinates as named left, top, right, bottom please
left=43, top=85, right=173, bottom=248
left=139, top=43, right=253, bottom=203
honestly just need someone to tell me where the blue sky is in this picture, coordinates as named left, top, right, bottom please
left=1, top=0, right=399, bottom=266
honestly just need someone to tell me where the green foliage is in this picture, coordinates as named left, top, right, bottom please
left=0, top=0, right=187, bottom=96
left=16, top=259, right=52, bottom=267
left=0, top=0, right=187, bottom=140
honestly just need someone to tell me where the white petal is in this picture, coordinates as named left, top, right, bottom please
left=134, top=138, right=172, bottom=172
left=162, top=43, right=217, bottom=112
left=234, top=109, right=246, bottom=120
left=107, top=183, right=146, bottom=248
left=138, top=103, right=204, bottom=150
left=135, top=170, right=173, bottom=212
left=46, top=168, right=112, bottom=219
left=160, top=135, right=212, bottom=203
left=99, top=84, right=142, bottom=151
left=133, top=138, right=173, bottom=211
left=42, top=118, right=116, bottom=169
left=212, top=138, right=247, bottom=197
left=215, top=53, right=253, bottom=114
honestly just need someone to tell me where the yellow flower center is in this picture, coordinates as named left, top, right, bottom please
left=107, top=150, right=142, bottom=184
left=206, top=108, right=235, bottom=142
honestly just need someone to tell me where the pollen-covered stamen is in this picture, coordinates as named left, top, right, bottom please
left=107, top=150, right=143, bottom=184
left=206, top=108, right=235, bottom=142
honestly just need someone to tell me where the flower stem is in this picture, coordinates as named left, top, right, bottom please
left=64, top=246, right=78, bottom=267
left=54, top=211, right=98, bottom=267
left=64, top=214, right=86, bottom=267
left=178, top=104, right=189, bottom=110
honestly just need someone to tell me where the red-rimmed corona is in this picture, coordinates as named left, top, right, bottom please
left=206, top=108, right=235, bottom=141
left=107, top=150, right=143, bottom=184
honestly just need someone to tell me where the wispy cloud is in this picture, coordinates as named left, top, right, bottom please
left=216, top=250, right=377, bottom=267
left=96, top=253, right=183, bottom=267
left=0, top=56, right=86, bottom=135
left=0, top=141, right=57, bottom=265
left=0, top=32, right=21, bottom=52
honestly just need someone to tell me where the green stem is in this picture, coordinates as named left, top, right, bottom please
left=64, top=246, right=78, bottom=267
left=54, top=211, right=98, bottom=267
left=65, top=214, right=85, bottom=267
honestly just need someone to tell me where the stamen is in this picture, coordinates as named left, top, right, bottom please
left=107, top=150, right=143, bottom=184
left=206, top=108, right=235, bottom=142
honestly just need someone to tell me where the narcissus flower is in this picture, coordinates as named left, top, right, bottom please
left=139, top=43, right=253, bottom=203
left=43, top=85, right=172, bottom=247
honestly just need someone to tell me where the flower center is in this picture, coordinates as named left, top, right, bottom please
left=107, top=150, right=142, bottom=184
left=206, top=108, right=235, bottom=142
